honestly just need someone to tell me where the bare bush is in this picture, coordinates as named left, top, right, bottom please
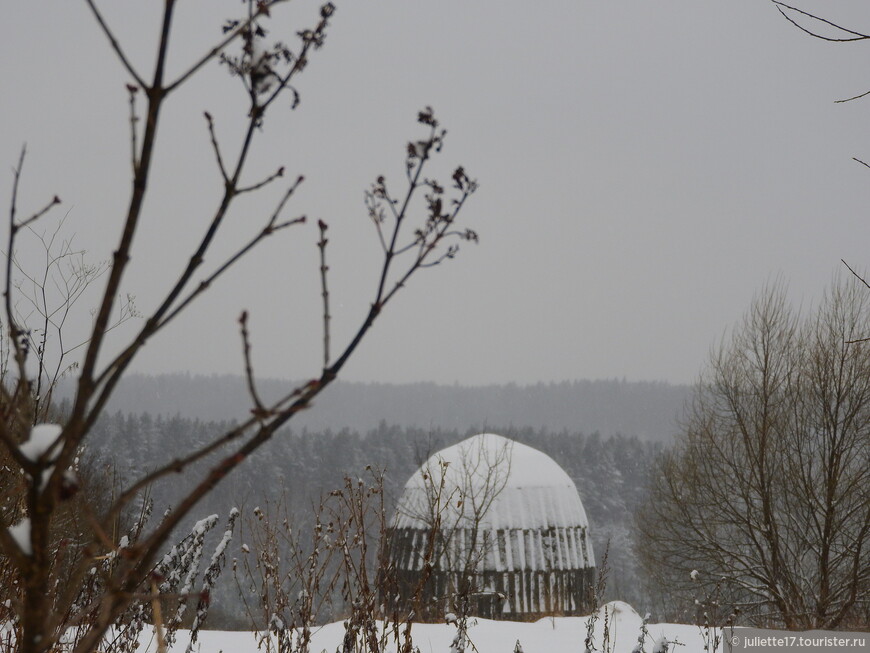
left=233, top=470, right=435, bottom=653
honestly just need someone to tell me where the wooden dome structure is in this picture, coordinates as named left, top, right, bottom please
left=384, top=433, right=595, bottom=620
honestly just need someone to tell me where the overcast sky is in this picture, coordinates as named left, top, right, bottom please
left=2, top=1, right=870, bottom=386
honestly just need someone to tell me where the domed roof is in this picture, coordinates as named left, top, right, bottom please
left=393, top=433, right=591, bottom=535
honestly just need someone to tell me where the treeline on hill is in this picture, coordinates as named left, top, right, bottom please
left=86, top=412, right=662, bottom=626
left=68, top=374, right=689, bottom=443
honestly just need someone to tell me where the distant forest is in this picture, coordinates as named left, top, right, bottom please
left=86, top=412, right=667, bottom=619
left=68, top=373, right=691, bottom=443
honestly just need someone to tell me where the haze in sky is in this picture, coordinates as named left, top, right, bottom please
left=2, top=1, right=869, bottom=386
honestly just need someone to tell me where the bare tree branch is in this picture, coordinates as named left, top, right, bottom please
left=841, top=258, right=870, bottom=290
left=772, top=1, right=870, bottom=42
left=70, top=0, right=178, bottom=445
left=127, top=84, right=140, bottom=173
left=236, top=165, right=286, bottom=195
left=239, top=311, right=268, bottom=418
left=164, top=0, right=290, bottom=94
left=834, top=88, right=870, bottom=104
left=204, top=112, right=229, bottom=184
left=89, top=175, right=306, bottom=422
left=5, top=146, right=63, bottom=426
left=83, top=0, right=147, bottom=88
left=318, top=219, right=331, bottom=368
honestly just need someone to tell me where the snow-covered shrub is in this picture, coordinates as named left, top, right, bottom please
left=60, top=504, right=239, bottom=653
left=583, top=545, right=611, bottom=653
left=631, top=612, right=650, bottom=653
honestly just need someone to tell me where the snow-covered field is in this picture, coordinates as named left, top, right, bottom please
left=134, top=602, right=727, bottom=653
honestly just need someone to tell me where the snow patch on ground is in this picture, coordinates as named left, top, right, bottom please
left=125, top=605, right=731, bottom=653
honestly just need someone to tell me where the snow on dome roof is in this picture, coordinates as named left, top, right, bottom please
left=393, top=433, right=591, bottom=533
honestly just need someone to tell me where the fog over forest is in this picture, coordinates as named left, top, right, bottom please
left=66, top=373, right=690, bottom=443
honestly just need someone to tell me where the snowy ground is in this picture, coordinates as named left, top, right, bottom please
left=135, top=602, right=728, bottom=653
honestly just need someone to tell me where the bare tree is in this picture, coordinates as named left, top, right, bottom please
left=0, top=2, right=477, bottom=652
left=3, top=209, right=139, bottom=422
left=636, top=280, right=870, bottom=629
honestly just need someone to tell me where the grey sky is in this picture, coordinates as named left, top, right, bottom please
left=2, top=1, right=869, bottom=386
